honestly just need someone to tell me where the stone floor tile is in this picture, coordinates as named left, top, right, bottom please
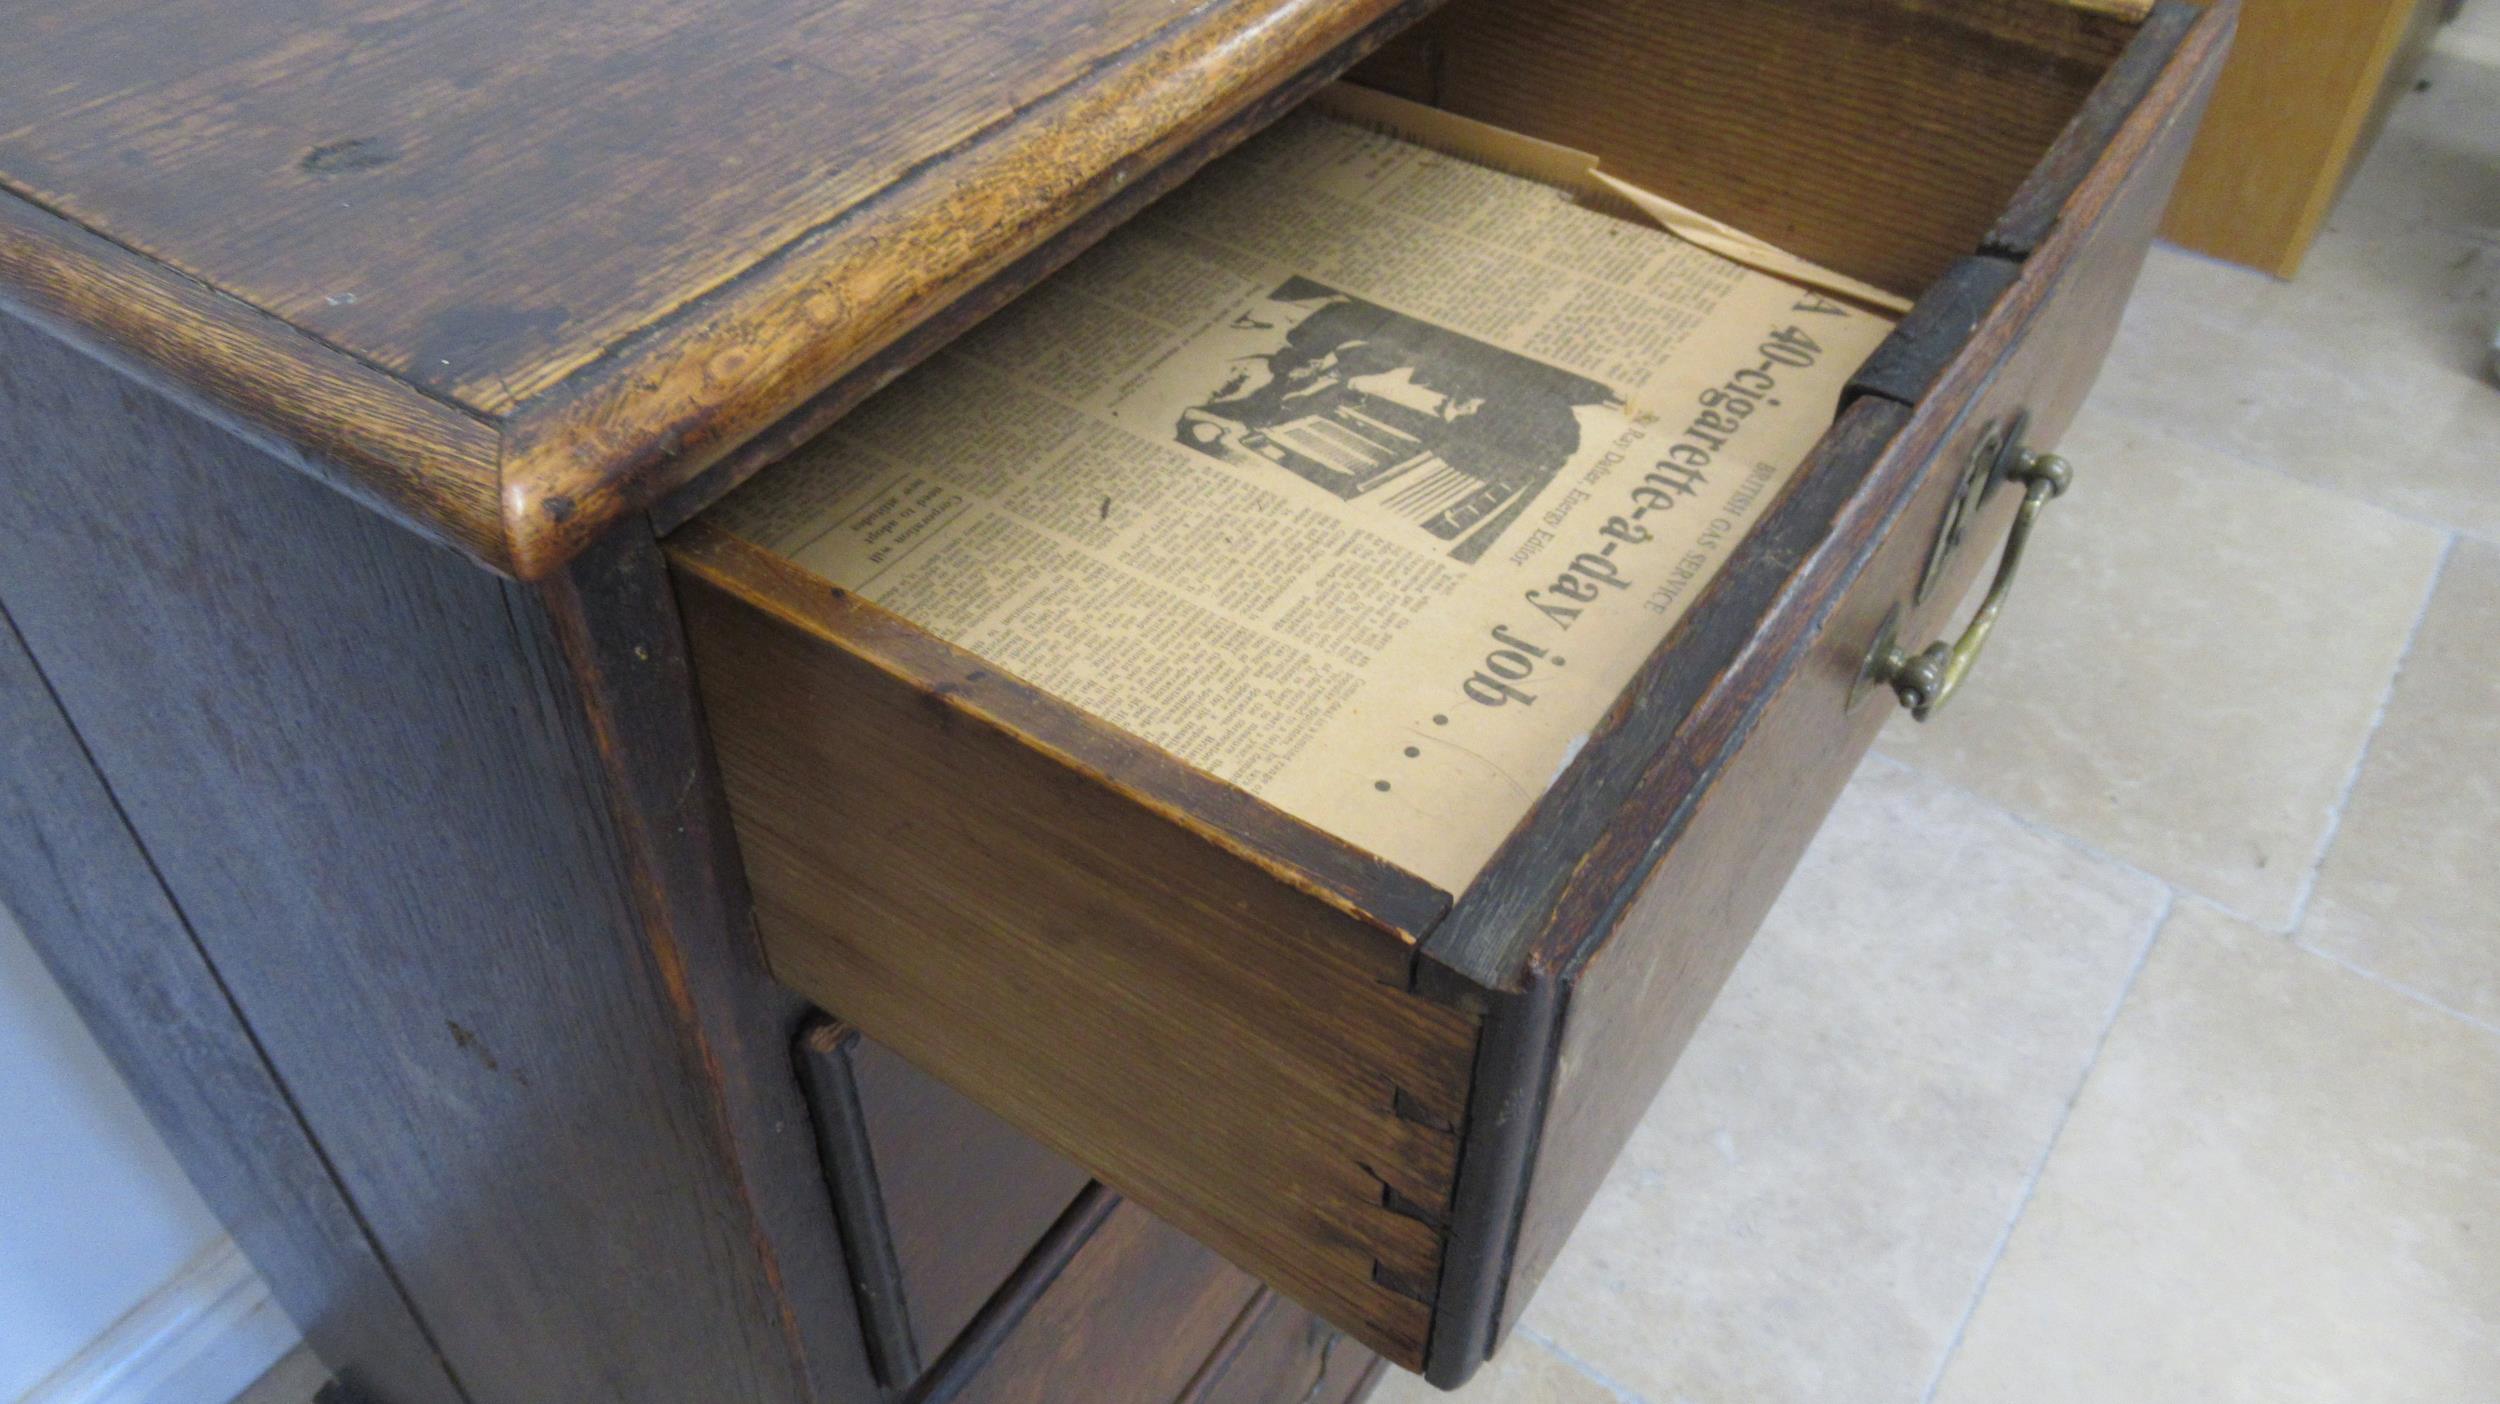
left=2300, top=536, right=2500, bottom=1025
left=2093, top=47, right=2500, bottom=536
left=1519, top=758, right=2167, bottom=1404
left=2449, top=0, right=2500, bottom=48
left=2327, top=44, right=2500, bottom=251
left=1876, top=407, right=2447, bottom=926
left=2093, top=260, right=2492, bottom=539
left=1930, top=901, right=2500, bottom=1404
left=2417, top=384, right=2500, bottom=542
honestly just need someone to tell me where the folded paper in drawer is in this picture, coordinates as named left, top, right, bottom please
left=708, top=94, right=1893, bottom=894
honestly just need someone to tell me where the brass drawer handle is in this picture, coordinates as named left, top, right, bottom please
left=1868, top=447, right=2073, bottom=721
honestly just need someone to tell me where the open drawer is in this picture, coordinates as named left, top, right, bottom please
left=664, top=0, right=2229, bottom=1386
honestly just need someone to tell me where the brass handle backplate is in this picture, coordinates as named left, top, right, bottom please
left=1865, top=445, right=2072, bottom=721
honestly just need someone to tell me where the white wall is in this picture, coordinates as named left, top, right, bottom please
left=0, top=901, right=232, bottom=1398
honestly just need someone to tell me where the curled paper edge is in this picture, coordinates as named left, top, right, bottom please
left=1590, top=172, right=1916, bottom=314
left=1313, top=83, right=1914, bottom=315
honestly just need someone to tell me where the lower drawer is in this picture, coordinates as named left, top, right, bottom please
left=945, top=1193, right=1264, bottom=1404
left=926, top=1191, right=1385, bottom=1404
left=798, top=1019, right=1092, bottom=1384
left=1184, top=1291, right=1382, bottom=1404
left=670, top=0, right=2228, bottom=1384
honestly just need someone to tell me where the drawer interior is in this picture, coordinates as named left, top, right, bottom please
left=664, top=0, right=2184, bottom=1385
left=689, top=85, right=1902, bottom=903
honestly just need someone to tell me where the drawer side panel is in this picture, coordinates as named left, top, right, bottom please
left=672, top=539, right=1483, bottom=1370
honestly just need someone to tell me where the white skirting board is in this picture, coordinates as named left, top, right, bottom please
left=17, top=1238, right=301, bottom=1404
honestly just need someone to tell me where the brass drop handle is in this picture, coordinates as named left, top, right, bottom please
left=1868, top=447, right=2073, bottom=721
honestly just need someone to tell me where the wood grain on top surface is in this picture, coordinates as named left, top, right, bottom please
left=0, top=0, right=1421, bottom=575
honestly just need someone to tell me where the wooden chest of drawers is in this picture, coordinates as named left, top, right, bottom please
left=0, top=0, right=2228, bottom=1398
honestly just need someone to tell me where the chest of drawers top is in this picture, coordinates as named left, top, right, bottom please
left=0, top=0, right=1433, bottom=576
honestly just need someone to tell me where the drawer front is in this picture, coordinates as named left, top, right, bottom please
left=799, top=1020, right=1092, bottom=1383
left=1470, top=11, right=2231, bottom=1356
left=950, top=1197, right=1264, bottom=1404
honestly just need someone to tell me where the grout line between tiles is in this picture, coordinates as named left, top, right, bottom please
left=1874, top=507, right=2456, bottom=939
left=2080, top=383, right=2499, bottom=550
left=1515, top=1325, right=1656, bottom=1404
left=1915, top=882, right=2179, bottom=1404
left=1864, top=748, right=2273, bottom=928
left=2159, top=890, right=2500, bottom=1043
left=2212, top=448, right=2496, bottom=551
left=2290, top=935, right=2500, bottom=1043
left=2434, top=27, right=2500, bottom=68
left=2280, top=531, right=2459, bottom=935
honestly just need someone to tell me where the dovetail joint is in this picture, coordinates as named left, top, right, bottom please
left=1370, top=1258, right=1437, bottom=1306
left=1391, top=1087, right=1457, bottom=1134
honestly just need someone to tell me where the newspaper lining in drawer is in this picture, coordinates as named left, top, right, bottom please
left=704, top=88, right=1895, bottom=893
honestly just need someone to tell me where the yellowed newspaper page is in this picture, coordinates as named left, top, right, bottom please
left=709, top=107, right=1895, bottom=895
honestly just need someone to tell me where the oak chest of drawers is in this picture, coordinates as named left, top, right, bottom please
left=0, top=0, right=2228, bottom=1398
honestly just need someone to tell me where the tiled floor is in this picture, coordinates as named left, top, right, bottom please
left=1383, top=13, right=2500, bottom=1404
